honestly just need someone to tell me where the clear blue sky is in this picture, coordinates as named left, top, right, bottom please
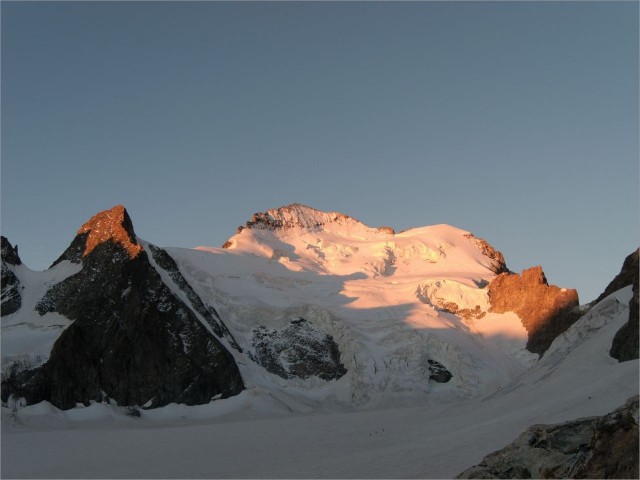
left=2, top=1, right=638, bottom=303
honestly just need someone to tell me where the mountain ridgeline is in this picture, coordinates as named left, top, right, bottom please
left=1, top=204, right=638, bottom=412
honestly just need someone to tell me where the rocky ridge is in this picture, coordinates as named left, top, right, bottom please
left=463, top=233, right=508, bottom=274
left=233, top=203, right=395, bottom=237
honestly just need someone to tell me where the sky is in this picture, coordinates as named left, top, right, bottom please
left=1, top=1, right=637, bottom=303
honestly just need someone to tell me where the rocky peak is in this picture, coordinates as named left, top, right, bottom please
left=237, top=203, right=394, bottom=235
left=1, top=236, right=21, bottom=266
left=4, top=206, right=244, bottom=409
left=593, top=248, right=639, bottom=305
left=488, top=266, right=580, bottom=355
left=77, top=205, right=142, bottom=259
left=51, top=205, right=143, bottom=267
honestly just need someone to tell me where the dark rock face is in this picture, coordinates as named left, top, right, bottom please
left=147, top=243, right=242, bottom=352
left=488, top=267, right=581, bottom=356
left=428, top=360, right=452, bottom=383
left=1, top=237, right=22, bottom=316
left=1, top=236, right=22, bottom=266
left=251, top=318, right=347, bottom=381
left=1, top=206, right=244, bottom=410
left=610, top=257, right=639, bottom=362
left=593, top=249, right=639, bottom=305
left=457, top=396, right=639, bottom=479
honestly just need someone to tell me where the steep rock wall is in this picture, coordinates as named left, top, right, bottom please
left=488, top=266, right=580, bottom=355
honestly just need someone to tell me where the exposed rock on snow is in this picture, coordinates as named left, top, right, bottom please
left=457, top=395, right=639, bottom=479
left=488, top=266, right=580, bottom=355
left=1, top=237, right=22, bottom=316
left=427, top=359, right=452, bottom=383
left=251, top=317, right=347, bottom=381
left=2, top=206, right=244, bottom=409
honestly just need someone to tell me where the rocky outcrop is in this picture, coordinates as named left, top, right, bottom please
left=251, top=318, right=347, bottom=381
left=463, top=233, right=508, bottom=274
left=457, top=396, right=639, bottom=479
left=593, top=249, right=639, bottom=305
left=435, top=301, right=486, bottom=321
left=610, top=252, right=639, bottom=362
left=1, top=206, right=244, bottom=409
left=428, top=360, right=452, bottom=383
left=1, top=237, right=22, bottom=316
left=488, top=267, right=580, bottom=355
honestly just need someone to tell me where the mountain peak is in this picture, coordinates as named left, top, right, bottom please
left=77, top=205, right=142, bottom=259
left=1, top=236, right=22, bottom=266
left=239, top=203, right=395, bottom=235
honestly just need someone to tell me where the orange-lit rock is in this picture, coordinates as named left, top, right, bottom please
left=77, top=205, right=142, bottom=259
left=488, top=266, right=580, bottom=355
left=463, top=233, right=508, bottom=274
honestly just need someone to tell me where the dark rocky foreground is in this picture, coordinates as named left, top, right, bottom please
left=1, top=206, right=244, bottom=409
left=457, top=395, right=639, bottom=479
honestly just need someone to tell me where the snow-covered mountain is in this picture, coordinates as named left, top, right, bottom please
left=1, top=204, right=637, bottom=478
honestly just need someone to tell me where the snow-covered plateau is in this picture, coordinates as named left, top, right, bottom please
left=1, top=204, right=637, bottom=478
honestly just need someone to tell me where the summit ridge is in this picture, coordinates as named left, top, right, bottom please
left=238, top=203, right=394, bottom=235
